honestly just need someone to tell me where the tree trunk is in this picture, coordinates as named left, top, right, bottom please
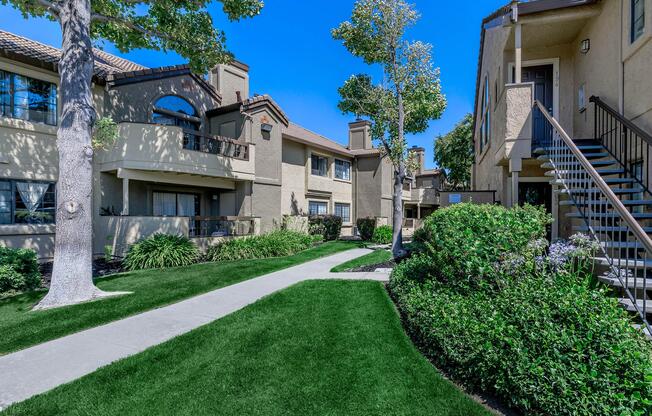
left=34, top=0, right=107, bottom=309
left=391, top=87, right=407, bottom=259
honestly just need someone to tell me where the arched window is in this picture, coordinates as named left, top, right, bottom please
left=152, top=95, right=200, bottom=131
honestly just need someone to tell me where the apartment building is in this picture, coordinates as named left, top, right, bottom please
left=471, top=0, right=652, bottom=324
left=0, top=30, right=441, bottom=259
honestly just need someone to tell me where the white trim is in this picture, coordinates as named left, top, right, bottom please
left=518, top=176, right=550, bottom=183
left=508, top=57, right=560, bottom=119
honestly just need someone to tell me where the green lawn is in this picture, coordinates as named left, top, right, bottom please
left=330, top=249, right=392, bottom=272
left=0, top=241, right=360, bottom=355
left=2, top=280, right=490, bottom=416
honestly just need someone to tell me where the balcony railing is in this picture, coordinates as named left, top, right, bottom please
left=182, top=130, right=249, bottom=161
left=189, top=216, right=259, bottom=238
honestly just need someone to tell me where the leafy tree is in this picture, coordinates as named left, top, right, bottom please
left=332, top=0, right=446, bottom=258
left=2, top=0, right=263, bottom=309
left=434, top=113, right=474, bottom=190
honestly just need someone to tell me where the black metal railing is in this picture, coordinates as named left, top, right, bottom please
left=189, top=216, right=258, bottom=238
left=591, top=96, right=652, bottom=195
left=182, top=131, right=249, bottom=161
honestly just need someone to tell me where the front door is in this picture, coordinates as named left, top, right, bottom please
left=522, top=65, right=553, bottom=148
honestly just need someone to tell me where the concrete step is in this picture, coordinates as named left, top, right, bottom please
left=566, top=211, right=652, bottom=219
left=541, top=160, right=619, bottom=169
left=533, top=145, right=604, bottom=155
left=619, top=298, right=652, bottom=313
left=601, top=241, right=645, bottom=249
left=632, top=324, right=652, bottom=340
left=559, top=177, right=636, bottom=185
left=600, top=275, right=652, bottom=289
left=594, top=257, right=652, bottom=268
left=562, top=199, right=652, bottom=206
left=573, top=225, right=652, bottom=233
left=560, top=187, right=644, bottom=195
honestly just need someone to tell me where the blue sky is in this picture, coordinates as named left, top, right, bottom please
left=0, top=0, right=503, bottom=168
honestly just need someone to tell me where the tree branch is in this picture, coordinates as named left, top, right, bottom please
left=91, top=11, right=171, bottom=41
left=27, top=0, right=61, bottom=16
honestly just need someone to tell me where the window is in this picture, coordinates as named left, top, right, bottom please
left=152, top=192, right=199, bottom=217
left=308, top=201, right=328, bottom=216
left=152, top=95, right=200, bottom=131
left=480, top=76, right=491, bottom=151
left=0, top=180, right=56, bottom=225
left=0, top=70, right=57, bottom=125
left=632, top=0, right=645, bottom=42
left=334, top=203, right=350, bottom=223
left=311, top=154, right=328, bottom=177
left=334, top=159, right=351, bottom=181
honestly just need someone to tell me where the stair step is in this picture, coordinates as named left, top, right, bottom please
left=633, top=324, right=652, bottom=340
left=541, top=160, right=618, bottom=168
left=582, top=152, right=611, bottom=158
left=573, top=225, right=652, bottom=233
left=535, top=145, right=604, bottom=154
left=561, top=187, right=644, bottom=195
left=602, top=241, right=645, bottom=249
left=560, top=177, right=636, bottom=185
left=561, top=199, right=652, bottom=206
left=566, top=212, right=652, bottom=219
left=600, top=276, right=652, bottom=289
left=594, top=257, right=652, bottom=268
left=619, top=298, right=652, bottom=313
left=545, top=168, right=626, bottom=177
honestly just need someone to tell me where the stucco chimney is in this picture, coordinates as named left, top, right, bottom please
left=210, top=60, right=250, bottom=106
left=409, top=146, right=426, bottom=174
left=348, top=120, right=372, bottom=150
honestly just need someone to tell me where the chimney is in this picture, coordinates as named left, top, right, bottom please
left=210, top=60, right=250, bottom=106
left=409, top=146, right=426, bottom=175
left=348, top=119, right=372, bottom=150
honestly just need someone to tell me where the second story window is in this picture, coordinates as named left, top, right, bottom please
left=632, top=0, right=645, bottom=42
left=335, top=159, right=351, bottom=181
left=0, top=70, right=57, bottom=126
left=152, top=95, right=200, bottom=131
left=311, top=154, right=328, bottom=177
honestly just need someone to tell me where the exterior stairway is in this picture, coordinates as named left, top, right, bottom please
left=532, top=99, right=652, bottom=338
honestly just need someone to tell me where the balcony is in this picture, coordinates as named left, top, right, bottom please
left=410, top=188, right=439, bottom=205
left=97, top=123, right=256, bottom=181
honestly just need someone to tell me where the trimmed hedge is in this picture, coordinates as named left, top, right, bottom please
left=389, top=204, right=652, bottom=415
left=372, top=225, right=392, bottom=245
left=356, top=217, right=376, bottom=241
left=123, top=234, right=199, bottom=271
left=205, top=230, right=318, bottom=262
left=412, top=203, right=550, bottom=290
left=309, top=215, right=343, bottom=241
left=0, top=247, right=41, bottom=294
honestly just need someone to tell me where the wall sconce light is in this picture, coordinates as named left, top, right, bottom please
left=580, top=39, right=590, bottom=54
left=261, top=123, right=273, bottom=133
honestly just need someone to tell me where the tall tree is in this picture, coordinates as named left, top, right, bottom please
left=434, top=113, right=474, bottom=190
left=2, top=0, right=263, bottom=309
left=332, top=0, right=446, bottom=258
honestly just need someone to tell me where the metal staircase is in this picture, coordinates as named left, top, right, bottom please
left=532, top=99, right=652, bottom=336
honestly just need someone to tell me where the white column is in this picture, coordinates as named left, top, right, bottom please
left=121, top=178, right=129, bottom=216
left=511, top=171, right=520, bottom=208
left=515, top=23, right=522, bottom=84
left=551, top=185, right=560, bottom=241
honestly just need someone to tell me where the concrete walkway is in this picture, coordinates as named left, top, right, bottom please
left=0, top=248, right=389, bottom=409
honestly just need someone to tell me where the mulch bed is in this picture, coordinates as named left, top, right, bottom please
left=39, top=259, right=125, bottom=288
left=348, top=260, right=396, bottom=273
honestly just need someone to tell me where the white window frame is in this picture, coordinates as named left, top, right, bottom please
left=334, top=158, right=351, bottom=181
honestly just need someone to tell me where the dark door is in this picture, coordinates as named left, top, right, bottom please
left=519, top=182, right=552, bottom=213
left=522, top=65, right=553, bottom=148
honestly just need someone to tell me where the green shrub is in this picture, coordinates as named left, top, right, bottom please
left=412, top=203, right=550, bottom=290
left=0, top=265, right=26, bottom=294
left=372, top=225, right=392, bottom=244
left=356, top=217, right=376, bottom=241
left=389, top=204, right=652, bottom=415
left=123, top=234, right=199, bottom=271
left=0, top=247, right=41, bottom=293
left=309, top=215, right=343, bottom=241
left=205, top=230, right=315, bottom=262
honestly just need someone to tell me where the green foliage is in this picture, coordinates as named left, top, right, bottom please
left=92, top=117, right=119, bottom=150
left=356, top=217, right=376, bottom=241
left=2, top=0, right=264, bottom=74
left=389, top=204, right=652, bottom=415
left=0, top=247, right=41, bottom=294
left=332, top=0, right=446, bottom=168
left=309, top=215, right=343, bottom=241
left=413, top=203, right=550, bottom=290
left=372, top=225, right=392, bottom=244
left=123, top=234, right=199, bottom=271
left=434, top=113, right=473, bottom=190
left=205, top=230, right=316, bottom=262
